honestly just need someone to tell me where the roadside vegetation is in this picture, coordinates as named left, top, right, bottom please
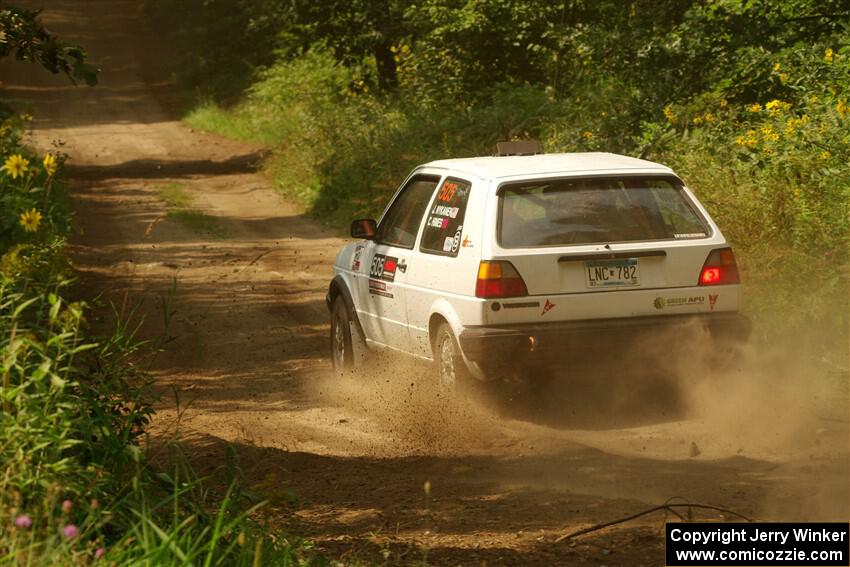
left=157, top=182, right=227, bottom=237
left=0, top=8, right=310, bottom=565
left=149, top=0, right=849, bottom=359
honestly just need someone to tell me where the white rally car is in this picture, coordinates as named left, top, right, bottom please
left=327, top=151, right=750, bottom=387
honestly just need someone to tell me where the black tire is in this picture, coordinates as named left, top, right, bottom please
left=330, top=296, right=354, bottom=371
left=432, top=322, right=474, bottom=392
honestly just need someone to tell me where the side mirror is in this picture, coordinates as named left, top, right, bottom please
left=350, top=218, right=377, bottom=240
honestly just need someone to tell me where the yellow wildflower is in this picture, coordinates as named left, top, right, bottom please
left=778, top=72, right=788, bottom=82
left=692, top=116, right=704, bottom=125
left=19, top=208, right=42, bottom=232
left=765, top=99, right=790, bottom=113
left=582, top=131, right=595, bottom=140
left=747, top=103, right=762, bottom=113
left=44, top=152, right=59, bottom=175
left=773, top=62, right=782, bottom=72
left=784, top=117, right=804, bottom=135
left=821, top=150, right=831, bottom=160
left=663, top=105, right=677, bottom=123
left=837, top=100, right=848, bottom=117
left=737, top=130, right=759, bottom=148
left=702, top=112, right=715, bottom=123
left=2, top=154, right=30, bottom=179
left=760, top=125, right=779, bottom=142
left=719, top=99, right=728, bottom=109
left=824, top=48, right=834, bottom=63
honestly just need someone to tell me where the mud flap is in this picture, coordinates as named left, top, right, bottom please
left=349, top=318, right=370, bottom=367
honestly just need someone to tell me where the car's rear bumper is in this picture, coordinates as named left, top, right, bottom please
left=458, top=312, right=751, bottom=364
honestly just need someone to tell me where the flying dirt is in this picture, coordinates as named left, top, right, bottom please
left=1, top=1, right=847, bottom=564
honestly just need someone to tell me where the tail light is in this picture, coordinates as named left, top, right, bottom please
left=698, top=248, right=740, bottom=286
left=476, top=261, right=528, bottom=298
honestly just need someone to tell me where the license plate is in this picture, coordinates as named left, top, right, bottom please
left=585, top=258, right=640, bottom=288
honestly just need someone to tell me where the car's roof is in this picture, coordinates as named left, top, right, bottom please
left=423, top=152, right=673, bottom=181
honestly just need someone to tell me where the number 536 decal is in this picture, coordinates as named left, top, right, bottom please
left=370, top=254, right=398, bottom=282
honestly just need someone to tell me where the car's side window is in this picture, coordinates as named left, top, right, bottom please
left=419, top=177, right=472, bottom=257
left=377, top=174, right=441, bottom=249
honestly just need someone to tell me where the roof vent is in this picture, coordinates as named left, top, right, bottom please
left=496, top=140, right=542, bottom=157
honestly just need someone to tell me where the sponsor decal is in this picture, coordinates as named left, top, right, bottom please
left=654, top=296, right=705, bottom=310
left=503, top=301, right=540, bottom=309
left=708, top=293, right=719, bottom=311
left=368, top=279, right=393, bottom=298
left=674, top=232, right=707, bottom=239
left=461, top=235, right=473, bottom=248
left=541, top=299, right=556, bottom=316
left=451, top=226, right=463, bottom=253
left=351, top=244, right=364, bottom=271
left=442, top=227, right=464, bottom=253
left=369, top=254, right=398, bottom=282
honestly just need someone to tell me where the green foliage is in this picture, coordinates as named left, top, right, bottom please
left=144, top=0, right=289, bottom=101
left=0, top=5, right=98, bottom=85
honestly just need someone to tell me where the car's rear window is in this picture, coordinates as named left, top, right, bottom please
left=498, top=176, right=710, bottom=248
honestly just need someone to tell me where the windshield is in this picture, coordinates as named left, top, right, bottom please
left=498, top=175, right=710, bottom=248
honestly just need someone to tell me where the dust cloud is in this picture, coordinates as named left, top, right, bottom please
left=309, top=319, right=849, bottom=521
left=306, top=353, right=508, bottom=457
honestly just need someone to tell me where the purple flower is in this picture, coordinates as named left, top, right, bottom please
left=14, top=515, right=32, bottom=529
left=95, top=547, right=106, bottom=559
left=62, top=524, right=79, bottom=539
left=62, top=499, right=73, bottom=514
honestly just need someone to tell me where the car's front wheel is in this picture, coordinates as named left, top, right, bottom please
left=330, top=296, right=355, bottom=371
left=433, top=322, right=473, bottom=392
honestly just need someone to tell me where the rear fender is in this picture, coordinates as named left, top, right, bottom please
left=428, top=298, right=488, bottom=381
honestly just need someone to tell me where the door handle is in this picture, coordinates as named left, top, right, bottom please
left=397, top=259, right=408, bottom=273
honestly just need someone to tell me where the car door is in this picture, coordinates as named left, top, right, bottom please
left=355, top=173, right=441, bottom=352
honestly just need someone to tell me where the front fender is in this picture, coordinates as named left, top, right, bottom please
left=327, top=275, right=366, bottom=338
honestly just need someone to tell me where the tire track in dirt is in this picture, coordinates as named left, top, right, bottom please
left=2, top=2, right=847, bottom=564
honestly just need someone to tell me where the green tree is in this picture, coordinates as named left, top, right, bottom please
left=0, top=4, right=98, bottom=85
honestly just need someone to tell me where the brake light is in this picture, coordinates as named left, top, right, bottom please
left=476, top=261, right=528, bottom=298
left=698, top=248, right=740, bottom=286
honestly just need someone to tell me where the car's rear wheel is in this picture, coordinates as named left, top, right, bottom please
left=433, top=322, right=473, bottom=392
left=330, top=296, right=354, bottom=371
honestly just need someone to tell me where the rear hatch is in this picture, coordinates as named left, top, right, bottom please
left=486, top=174, right=740, bottom=323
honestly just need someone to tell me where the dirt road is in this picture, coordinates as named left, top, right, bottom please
left=2, top=2, right=848, bottom=564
